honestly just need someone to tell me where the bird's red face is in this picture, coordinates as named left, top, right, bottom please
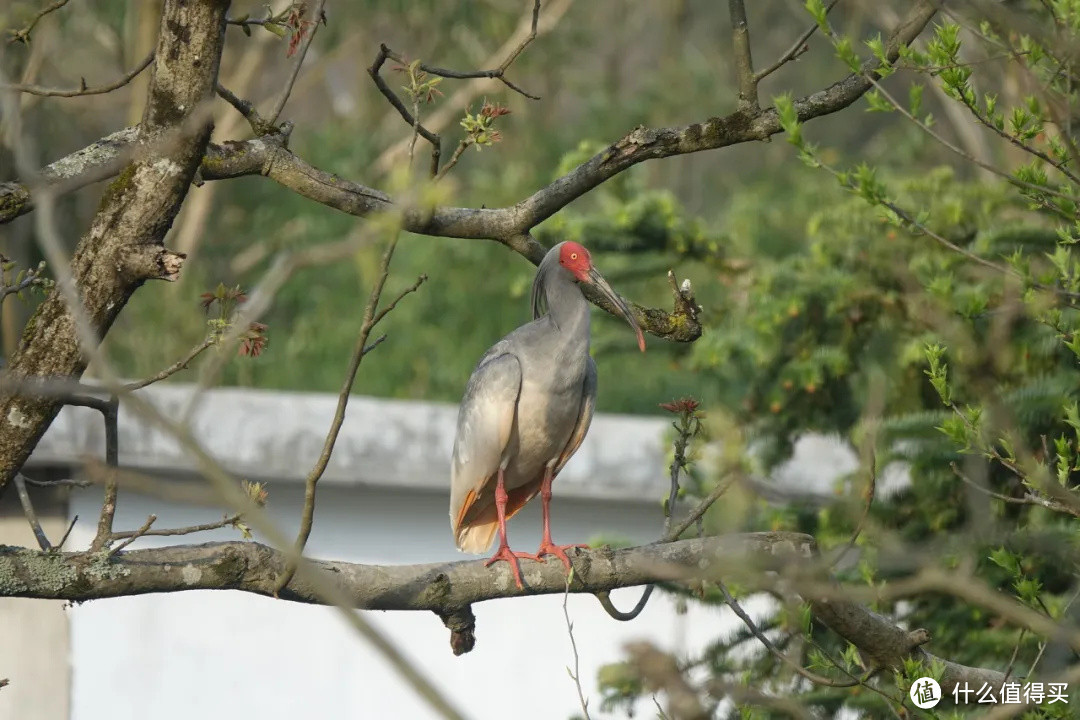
left=556, top=240, right=646, bottom=353
left=558, top=242, right=592, bottom=283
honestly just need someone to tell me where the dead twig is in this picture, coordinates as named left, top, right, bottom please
left=55, top=515, right=77, bottom=550
left=664, top=474, right=737, bottom=543
left=754, top=0, right=839, bottom=82
left=22, top=477, right=91, bottom=488
left=62, top=394, right=120, bottom=552
left=2, top=51, right=154, bottom=97
left=274, top=239, right=426, bottom=593
left=121, top=336, right=217, bottom=392
left=563, top=569, right=593, bottom=720
left=109, top=513, right=243, bottom=540
left=14, top=473, right=52, bottom=550
left=716, top=580, right=860, bottom=688
left=216, top=84, right=273, bottom=135
left=433, top=139, right=473, bottom=181
left=6, top=0, right=71, bottom=44
left=950, top=462, right=1080, bottom=518
left=108, top=515, right=157, bottom=556
left=379, top=0, right=543, bottom=103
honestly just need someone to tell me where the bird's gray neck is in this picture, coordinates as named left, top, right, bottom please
left=544, top=270, right=590, bottom=346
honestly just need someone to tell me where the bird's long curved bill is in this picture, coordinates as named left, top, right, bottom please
left=588, top=267, right=646, bottom=352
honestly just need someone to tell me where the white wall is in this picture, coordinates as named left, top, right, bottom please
left=65, top=484, right=726, bottom=720
left=0, top=497, right=70, bottom=720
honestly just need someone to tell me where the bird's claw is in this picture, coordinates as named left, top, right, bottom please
left=535, top=541, right=589, bottom=572
left=484, top=545, right=537, bottom=589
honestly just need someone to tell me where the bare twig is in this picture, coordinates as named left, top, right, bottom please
left=0, top=262, right=46, bottom=302
left=275, top=239, right=426, bottom=593
left=22, top=477, right=91, bottom=489
left=55, top=515, right=77, bottom=549
left=563, top=570, right=593, bottom=720
left=434, top=139, right=473, bottom=181
left=6, top=0, right=71, bottom=44
left=216, top=84, right=272, bottom=135
left=63, top=394, right=120, bottom=552
left=267, top=0, right=327, bottom=126
left=14, top=473, right=52, bottom=550
left=108, top=515, right=157, bottom=556
left=2, top=51, right=154, bottom=97
left=716, top=580, right=860, bottom=688
left=950, top=462, right=1080, bottom=518
left=368, top=45, right=442, bottom=176
left=120, top=336, right=217, bottom=392
left=754, top=0, right=839, bottom=82
left=109, top=514, right=243, bottom=540
left=379, top=0, right=543, bottom=103
left=370, top=0, right=572, bottom=175
left=728, top=0, right=758, bottom=110
left=598, top=401, right=714, bottom=621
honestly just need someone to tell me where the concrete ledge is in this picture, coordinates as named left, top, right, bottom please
left=26, top=383, right=672, bottom=502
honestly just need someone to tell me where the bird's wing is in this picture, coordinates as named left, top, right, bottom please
left=553, top=356, right=597, bottom=477
left=450, top=349, right=522, bottom=552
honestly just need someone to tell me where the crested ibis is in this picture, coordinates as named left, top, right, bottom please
left=449, top=241, right=645, bottom=588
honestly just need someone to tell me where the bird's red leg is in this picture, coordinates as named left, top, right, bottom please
left=535, top=466, right=588, bottom=572
left=484, top=468, right=536, bottom=589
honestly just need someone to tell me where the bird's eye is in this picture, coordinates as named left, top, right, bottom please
left=570, top=253, right=578, bottom=260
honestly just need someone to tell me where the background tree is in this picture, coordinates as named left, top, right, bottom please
left=2, top=0, right=1079, bottom=718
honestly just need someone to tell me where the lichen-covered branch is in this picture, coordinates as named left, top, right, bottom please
left=0, top=126, right=138, bottom=224
left=0, top=529, right=1015, bottom=688
left=0, top=532, right=809, bottom=606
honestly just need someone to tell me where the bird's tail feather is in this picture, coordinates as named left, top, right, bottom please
left=453, top=479, right=541, bottom=554
left=456, top=520, right=499, bottom=554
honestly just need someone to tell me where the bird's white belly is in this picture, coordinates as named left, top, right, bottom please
left=502, top=378, right=581, bottom=489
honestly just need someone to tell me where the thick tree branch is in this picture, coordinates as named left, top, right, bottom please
left=0, top=529, right=1013, bottom=689
left=0, top=126, right=138, bottom=224
left=195, top=0, right=935, bottom=342
left=0, top=0, right=231, bottom=493
left=0, top=533, right=810, bottom=606
left=1, top=0, right=935, bottom=355
left=810, top=595, right=1008, bottom=695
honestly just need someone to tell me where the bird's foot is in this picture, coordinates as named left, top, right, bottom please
left=535, top=541, right=589, bottom=572
left=484, top=545, right=538, bottom=589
